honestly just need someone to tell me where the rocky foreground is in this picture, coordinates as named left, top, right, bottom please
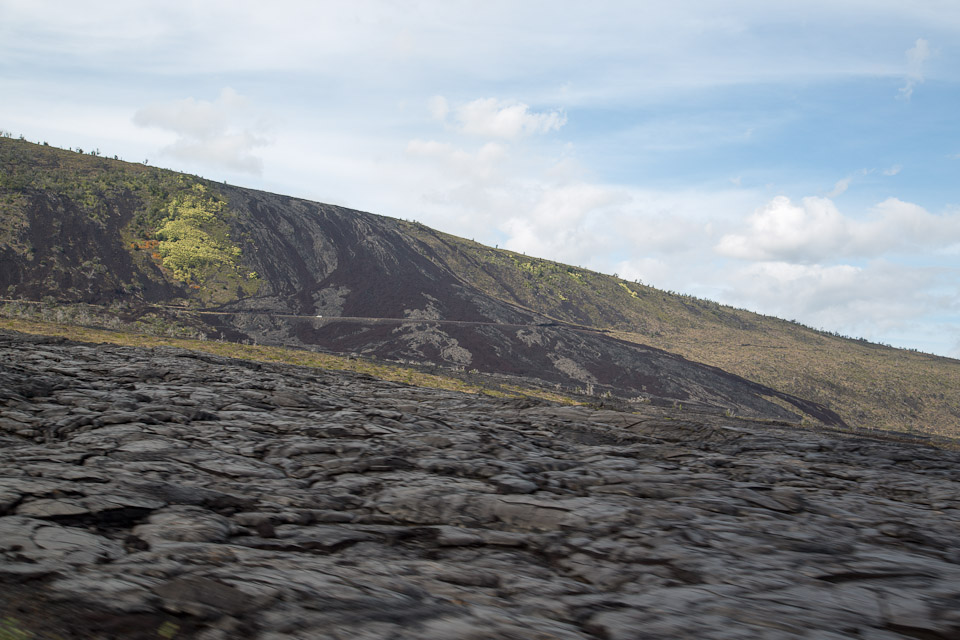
left=1, top=330, right=959, bottom=639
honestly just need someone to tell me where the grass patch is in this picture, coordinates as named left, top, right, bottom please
left=0, top=315, right=578, bottom=405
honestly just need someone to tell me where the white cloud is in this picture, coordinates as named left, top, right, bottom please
left=716, top=196, right=849, bottom=262
left=134, top=87, right=246, bottom=138
left=717, top=195, right=960, bottom=263
left=882, top=164, right=902, bottom=176
left=898, top=38, right=930, bottom=100
left=709, top=194, right=960, bottom=348
left=738, top=262, right=865, bottom=313
left=864, top=198, right=960, bottom=251
left=614, top=257, right=671, bottom=287
left=133, top=88, right=269, bottom=174
left=401, top=118, right=761, bottom=278
left=453, top=98, right=566, bottom=139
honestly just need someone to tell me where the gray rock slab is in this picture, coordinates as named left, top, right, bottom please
left=2, top=330, right=960, bottom=639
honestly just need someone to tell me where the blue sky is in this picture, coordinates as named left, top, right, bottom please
left=2, top=0, right=960, bottom=357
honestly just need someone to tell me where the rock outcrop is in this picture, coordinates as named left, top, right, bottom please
left=1, top=329, right=959, bottom=639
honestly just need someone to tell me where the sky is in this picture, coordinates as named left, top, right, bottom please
left=3, top=0, right=960, bottom=357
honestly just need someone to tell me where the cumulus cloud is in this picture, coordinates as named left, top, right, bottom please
left=133, top=88, right=269, bottom=174
left=864, top=198, right=960, bottom=251
left=614, top=257, right=672, bottom=287
left=711, top=194, right=960, bottom=346
left=401, top=122, right=960, bottom=354
left=437, top=97, right=566, bottom=139
left=716, top=196, right=960, bottom=263
left=716, top=196, right=848, bottom=262
left=898, top=38, right=930, bottom=100
left=737, top=262, right=866, bottom=311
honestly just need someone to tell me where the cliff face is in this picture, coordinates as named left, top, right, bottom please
left=2, top=330, right=958, bottom=639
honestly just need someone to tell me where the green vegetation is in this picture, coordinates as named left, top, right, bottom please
left=0, top=617, right=32, bottom=640
left=151, top=182, right=259, bottom=302
left=0, top=135, right=175, bottom=216
left=0, top=300, right=208, bottom=340
left=0, top=136, right=259, bottom=306
left=618, top=282, right=639, bottom=298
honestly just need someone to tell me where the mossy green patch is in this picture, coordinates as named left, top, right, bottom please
left=155, top=184, right=241, bottom=283
left=618, top=281, right=639, bottom=298
left=147, top=182, right=260, bottom=304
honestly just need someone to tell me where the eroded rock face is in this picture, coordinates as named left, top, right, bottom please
left=1, top=329, right=959, bottom=639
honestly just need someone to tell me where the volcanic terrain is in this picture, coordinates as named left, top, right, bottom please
left=2, top=330, right=959, bottom=639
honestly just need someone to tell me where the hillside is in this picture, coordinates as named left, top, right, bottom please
left=2, top=136, right=958, bottom=435
left=402, top=227, right=960, bottom=436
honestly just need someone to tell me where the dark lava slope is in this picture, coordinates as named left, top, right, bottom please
left=205, top=186, right=843, bottom=424
left=0, top=140, right=842, bottom=424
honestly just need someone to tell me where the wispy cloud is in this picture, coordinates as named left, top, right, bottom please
left=827, top=176, right=853, bottom=197
left=133, top=88, right=270, bottom=174
left=431, top=97, right=567, bottom=139
left=898, top=38, right=931, bottom=100
left=826, top=166, right=901, bottom=197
